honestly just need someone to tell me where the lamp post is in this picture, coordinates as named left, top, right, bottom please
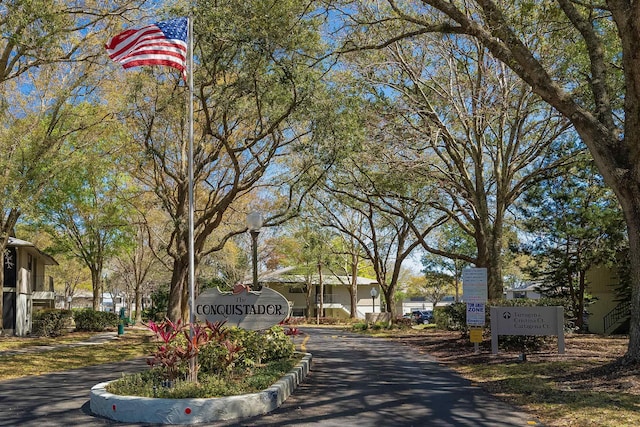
left=246, top=212, right=263, bottom=289
left=370, top=288, right=378, bottom=313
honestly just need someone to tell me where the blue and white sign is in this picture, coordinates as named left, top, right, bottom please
left=466, top=302, right=485, bottom=326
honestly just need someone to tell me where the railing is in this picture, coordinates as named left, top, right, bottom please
left=603, top=300, right=631, bottom=334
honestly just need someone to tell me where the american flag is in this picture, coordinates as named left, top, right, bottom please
left=105, top=17, right=187, bottom=78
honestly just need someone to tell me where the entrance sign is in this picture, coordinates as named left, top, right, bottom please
left=490, top=306, right=565, bottom=354
left=195, top=286, right=289, bottom=331
left=466, top=302, right=485, bottom=326
left=462, top=268, right=487, bottom=303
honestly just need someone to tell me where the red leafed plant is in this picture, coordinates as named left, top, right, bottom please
left=146, top=318, right=228, bottom=382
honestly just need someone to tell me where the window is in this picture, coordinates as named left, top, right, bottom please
left=513, top=291, right=527, bottom=299
left=288, top=286, right=306, bottom=294
left=291, top=308, right=306, bottom=317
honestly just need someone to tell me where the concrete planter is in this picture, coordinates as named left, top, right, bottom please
left=90, top=352, right=312, bottom=425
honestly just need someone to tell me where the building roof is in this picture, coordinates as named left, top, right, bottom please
left=7, top=237, right=58, bottom=266
left=260, top=273, right=378, bottom=287
left=505, top=282, right=541, bottom=292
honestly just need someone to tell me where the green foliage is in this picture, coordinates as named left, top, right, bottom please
left=145, top=321, right=295, bottom=381
left=351, top=321, right=369, bottom=331
left=32, top=309, right=73, bottom=337
left=519, top=158, right=626, bottom=329
left=146, top=319, right=228, bottom=381
left=106, top=357, right=298, bottom=399
left=142, top=285, right=169, bottom=321
left=108, top=322, right=298, bottom=398
left=73, top=309, right=118, bottom=332
left=435, top=303, right=468, bottom=332
left=223, top=326, right=295, bottom=369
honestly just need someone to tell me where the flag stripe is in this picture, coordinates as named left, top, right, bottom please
left=105, top=17, right=187, bottom=77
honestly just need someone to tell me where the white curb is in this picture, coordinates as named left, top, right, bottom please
left=90, top=352, right=312, bottom=425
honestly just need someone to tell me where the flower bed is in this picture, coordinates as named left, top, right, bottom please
left=90, top=352, right=311, bottom=424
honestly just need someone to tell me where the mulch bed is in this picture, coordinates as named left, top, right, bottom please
left=388, top=330, right=640, bottom=394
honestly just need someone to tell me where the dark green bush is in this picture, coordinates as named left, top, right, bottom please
left=435, top=303, right=467, bottom=332
left=351, top=321, right=368, bottom=331
left=73, top=309, right=118, bottom=331
left=32, top=309, right=73, bottom=337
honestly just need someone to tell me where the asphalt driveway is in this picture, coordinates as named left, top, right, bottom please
left=0, top=327, right=542, bottom=426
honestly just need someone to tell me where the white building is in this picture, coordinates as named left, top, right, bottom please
left=258, top=273, right=380, bottom=319
left=3, top=237, right=58, bottom=336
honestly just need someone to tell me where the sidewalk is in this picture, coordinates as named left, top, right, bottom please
left=0, top=331, right=119, bottom=357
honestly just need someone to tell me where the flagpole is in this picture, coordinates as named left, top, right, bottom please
left=188, top=15, right=195, bottom=327
left=187, top=15, right=196, bottom=382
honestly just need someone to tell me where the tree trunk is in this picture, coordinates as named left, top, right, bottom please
left=304, top=280, right=312, bottom=322
left=576, top=270, right=586, bottom=330
left=167, top=257, right=187, bottom=323
left=91, top=268, right=101, bottom=311
left=0, top=256, right=4, bottom=331
left=618, top=192, right=640, bottom=363
left=316, top=264, right=323, bottom=325
left=0, top=210, right=21, bottom=331
left=383, top=287, right=396, bottom=317
left=134, top=283, right=142, bottom=323
left=349, top=259, right=358, bottom=318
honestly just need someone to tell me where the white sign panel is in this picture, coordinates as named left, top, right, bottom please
left=466, top=303, right=485, bottom=326
left=490, top=306, right=565, bottom=354
left=195, top=286, right=289, bottom=331
left=462, top=268, right=488, bottom=303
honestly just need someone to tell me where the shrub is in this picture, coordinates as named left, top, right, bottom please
left=32, top=309, right=73, bottom=337
left=222, top=326, right=295, bottom=369
left=351, top=322, right=369, bottom=331
left=263, top=327, right=295, bottom=360
left=435, top=303, right=467, bottom=332
left=73, top=309, right=118, bottom=331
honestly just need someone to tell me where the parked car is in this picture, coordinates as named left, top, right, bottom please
left=412, top=310, right=433, bottom=324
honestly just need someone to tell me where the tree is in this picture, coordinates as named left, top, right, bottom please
left=337, top=23, right=577, bottom=300
left=324, top=222, right=369, bottom=319
left=314, top=170, right=446, bottom=317
left=120, top=0, right=328, bottom=322
left=421, top=224, right=476, bottom=302
left=33, top=151, right=135, bottom=311
left=0, top=0, right=146, bottom=330
left=521, top=157, right=626, bottom=330
left=268, top=222, right=335, bottom=321
left=328, top=0, right=640, bottom=363
left=110, top=217, right=169, bottom=323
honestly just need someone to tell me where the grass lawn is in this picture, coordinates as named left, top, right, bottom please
left=0, top=331, right=98, bottom=351
left=0, top=328, right=156, bottom=381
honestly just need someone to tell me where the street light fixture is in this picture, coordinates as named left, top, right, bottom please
left=370, top=287, right=378, bottom=313
left=247, top=212, right=263, bottom=289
